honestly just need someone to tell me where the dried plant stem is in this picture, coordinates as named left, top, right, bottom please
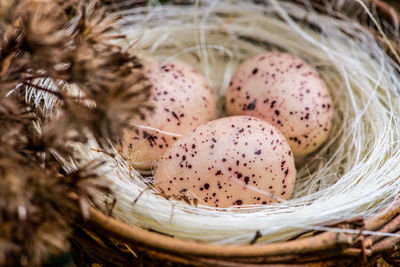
left=70, top=200, right=400, bottom=264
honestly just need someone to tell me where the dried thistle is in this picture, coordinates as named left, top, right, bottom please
left=0, top=0, right=151, bottom=265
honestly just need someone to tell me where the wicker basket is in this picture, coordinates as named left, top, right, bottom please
left=70, top=1, right=400, bottom=266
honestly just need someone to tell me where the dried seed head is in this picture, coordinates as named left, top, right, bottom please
left=0, top=0, right=151, bottom=265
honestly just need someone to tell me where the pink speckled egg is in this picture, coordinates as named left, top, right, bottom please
left=226, top=52, right=333, bottom=157
left=153, top=116, right=296, bottom=208
left=123, top=61, right=217, bottom=169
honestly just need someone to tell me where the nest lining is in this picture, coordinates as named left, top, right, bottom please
left=57, top=0, right=400, bottom=245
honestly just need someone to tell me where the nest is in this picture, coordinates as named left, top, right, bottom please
left=34, top=0, right=400, bottom=265
left=59, top=0, right=400, bottom=245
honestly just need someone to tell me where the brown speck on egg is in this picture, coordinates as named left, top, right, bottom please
left=235, top=200, right=243, bottom=205
left=247, top=99, right=257, bottom=110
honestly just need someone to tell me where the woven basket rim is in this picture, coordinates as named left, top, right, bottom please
left=84, top=199, right=400, bottom=257
left=77, top=0, right=400, bottom=264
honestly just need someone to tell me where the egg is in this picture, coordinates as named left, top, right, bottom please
left=226, top=52, right=333, bottom=157
left=153, top=116, right=296, bottom=208
left=123, top=61, right=217, bottom=169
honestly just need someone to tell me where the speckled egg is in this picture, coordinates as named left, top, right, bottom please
left=153, top=116, right=296, bottom=208
left=123, top=61, right=217, bottom=169
left=226, top=52, right=333, bottom=157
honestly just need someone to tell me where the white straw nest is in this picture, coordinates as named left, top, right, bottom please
left=55, top=0, right=400, bottom=245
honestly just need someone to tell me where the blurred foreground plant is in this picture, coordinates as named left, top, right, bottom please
left=0, top=0, right=151, bottom=265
